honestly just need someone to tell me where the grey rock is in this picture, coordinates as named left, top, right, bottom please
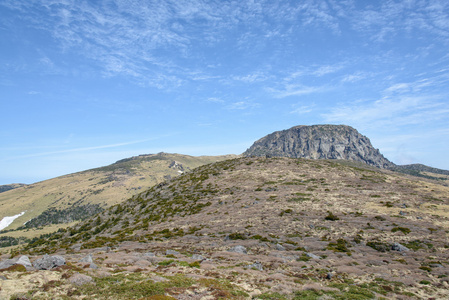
left=70, top=244, right=82, bottom=251
left=391, top=243, right=409, bottom=252
left=15, top=255, right=33, bottom=270
left=275, top=244, right=286, bottom=251
left=326, top=272, right=333, bottom=280
left=228, top=245, right=247, bottom=254
left=69, top=273, right=94, bottom=286
left=246, top=261, right=263, bottom=271
left=429, top=263, right=444, bottom=268
left=80, top=254, right=93, bottom=263
left=0, top=275, right=7, bottom=280
left=243, top=124, right=394, bottom=169
left=0, top=259, right=15, bottom=270
left=95, top=246, right=111, bottom=253
left=144, top=252, right=156, bottom=257
left=306, top=252, right=321, bottom=260
left=166, top=250, right=180, bottom=256
left=89, top=263, right=98, bottom=269
left=399, top=211, right=407, bottom=216
left=0, top=256, right=33, bottom=270
left=32, top=254, right=66, bottom=270
left=191, top=254, right=204, bottom=261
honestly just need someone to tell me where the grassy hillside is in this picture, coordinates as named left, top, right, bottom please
left=14, top=156, right=449, bottom=299
left=0, top=153, right=236, bottom=232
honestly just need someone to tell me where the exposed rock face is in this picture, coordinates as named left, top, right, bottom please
left=243, top=124, right=394, bottom=169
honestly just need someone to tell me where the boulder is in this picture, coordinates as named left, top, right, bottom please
left=69, top=273, right=94, bottom=286
left=33, top=254, right=66, bottom=270
left=191, top=254, right=204, bottom=261
left=80, top=254, right=93, bottom=264
left=15, top=255, right=33, bottom=270
left=391, top=243, right=409, bottom=252
left=246, top=261, right=263, bottom=271
left=166, top=250, right=180, bottom=256
left=228, top=245, right=247, bottom=254
left=306, top=252, right=321, bottom=260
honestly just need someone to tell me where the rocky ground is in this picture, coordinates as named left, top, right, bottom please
left=1, top=157, right=449, bottom=299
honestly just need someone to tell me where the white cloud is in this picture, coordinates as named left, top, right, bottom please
left=290, top=104, right=314, bottom=115
left=227, top=101, right=259, bottom=110
left=267, top=84, right=326, bottom=98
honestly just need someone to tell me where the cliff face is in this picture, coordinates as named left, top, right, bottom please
left=243, top=124, right=394, bottom=169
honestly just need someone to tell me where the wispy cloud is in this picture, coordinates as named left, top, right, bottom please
left=290, top=104, right=314, bottom=115
left=267, top=84, right=326, bottom=98
left=3, top=138, right=158, bottom=160
left=227, top=100, right=259, bottom=110
left=322, top=96, right=449, bottom=130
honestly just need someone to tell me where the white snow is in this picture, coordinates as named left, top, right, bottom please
left=0, top=211, right=25, bottom=231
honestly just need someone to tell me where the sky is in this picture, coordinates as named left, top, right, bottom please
left=1, top=0, right=449, bottom=185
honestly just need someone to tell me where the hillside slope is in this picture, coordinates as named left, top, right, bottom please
left=0, top=153, right=235, bottom=231
left=20, top=157, right=449, bottom=299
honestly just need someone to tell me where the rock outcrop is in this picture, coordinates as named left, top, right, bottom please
left=243, top=124, right=394, bottom=169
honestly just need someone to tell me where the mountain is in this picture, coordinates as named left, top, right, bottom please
left=0, top=153, right=236, bottom=232
left=243, top=124, right=394, bottom=169
left=15, top=157, right=449, bottom=299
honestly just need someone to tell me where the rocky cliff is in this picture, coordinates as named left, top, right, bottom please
left=243, top=124, right=394, bottom=169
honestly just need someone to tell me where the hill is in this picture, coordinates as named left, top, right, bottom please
left=0, top=153, right=235, bottom=232
left=243, top=125, right=394, bottom=169
left=391, top=164, right=449, bottom=183
left=8, top=156, right=449, bottom=299
left=0, top=183, right=26, bottom=193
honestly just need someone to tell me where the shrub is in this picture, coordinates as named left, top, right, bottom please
left=325, top=211, right=339, bottom=221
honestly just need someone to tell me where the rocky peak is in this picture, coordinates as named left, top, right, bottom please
left=243, top=124, right=394, bottom=169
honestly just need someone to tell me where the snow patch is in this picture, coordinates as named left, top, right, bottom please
left=0, top=211, right=25, bottom=231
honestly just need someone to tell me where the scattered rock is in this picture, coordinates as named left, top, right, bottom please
left=306, top=252, right=321, bottom=260
left=89, top=263, right=98, bottom=269
left=0, top=256, right=33, bottom=271
left=79, top=254, right=93, bottom=264
left=0, top=275, right=7, bottom=280
left=166, top=250, right=180, bottom=256
left=70, top=244, right=82, bottom=251
left=32, top=254, right=66, bottom=270
left=391, top=243, right=409, bottom=252
left=246, top=261, right=263, bottom=271
left=69, top=273, right=94, bottom=286
left=275, top=244, right=286, bottom=251
left=191, top=254, right=204, bottom=261
left=0, top=259, right=15, bottom=270
left=144, top=252, right=155, bottom=257
left=228, top=245, right=247, bottom=254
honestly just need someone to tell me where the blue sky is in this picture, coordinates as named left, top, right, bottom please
left=1, top=0, right=449, bottom=184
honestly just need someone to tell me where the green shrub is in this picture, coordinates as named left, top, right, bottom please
left=324, top=211, right=339, bottom=221
left=391, top=227, right=411, bottom=235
